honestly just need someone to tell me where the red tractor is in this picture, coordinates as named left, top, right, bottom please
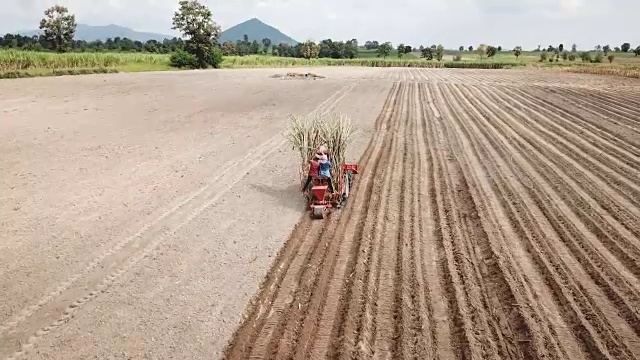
left=306, top=163, right=359, bottom=219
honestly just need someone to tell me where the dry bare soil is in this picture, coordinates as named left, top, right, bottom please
left=1, top=67, right=640, bottom=360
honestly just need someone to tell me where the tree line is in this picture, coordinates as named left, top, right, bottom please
left=0, top=33, right=185, bottom=53
left=5, top=0, right=640, bottom=69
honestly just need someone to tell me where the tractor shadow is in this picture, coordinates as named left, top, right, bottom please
left=249, top=182, right=308, bottom=212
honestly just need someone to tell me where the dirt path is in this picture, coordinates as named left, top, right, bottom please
left=224, top=73, right=640, bottom=359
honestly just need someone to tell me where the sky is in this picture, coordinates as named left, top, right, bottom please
left=2, top=0, right=638, bottom=50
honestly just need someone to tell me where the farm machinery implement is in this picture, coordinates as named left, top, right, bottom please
left=306, top=163, right=359, bottom=219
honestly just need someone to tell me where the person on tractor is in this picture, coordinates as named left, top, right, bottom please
left=318, top=153, right=334, bottom=193
left=302, top=153, right=321, bottom=192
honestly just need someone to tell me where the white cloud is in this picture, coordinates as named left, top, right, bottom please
left=0, top=0, right=637, bottom=50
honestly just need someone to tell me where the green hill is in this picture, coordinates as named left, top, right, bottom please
left=220, top=18, right=297, bottom=45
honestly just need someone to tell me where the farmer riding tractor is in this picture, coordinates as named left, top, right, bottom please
left=304, top=153, right=359, bottom=219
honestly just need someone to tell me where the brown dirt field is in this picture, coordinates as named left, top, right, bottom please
left=1, top=68, right=639, bottom=360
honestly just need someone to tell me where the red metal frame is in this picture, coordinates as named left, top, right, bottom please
left=306, top=162, right=359, bottom=216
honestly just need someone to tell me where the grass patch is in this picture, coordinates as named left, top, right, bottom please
left=2, top=50, right=638, bottom=79
left=0, top=50, right=169, bottom=71
left=221, top=55, right=522, bottom=69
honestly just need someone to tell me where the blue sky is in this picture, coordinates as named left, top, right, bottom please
left=2, top=0, right=638, bottom=50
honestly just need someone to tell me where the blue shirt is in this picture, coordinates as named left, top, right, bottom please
left=319, top=160, right=332, bottom=177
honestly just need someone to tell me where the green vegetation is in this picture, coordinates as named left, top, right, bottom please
left=39, top=5, right=77, bottom=52
left=220, top=55, right=522, bottom=69
left=0, top=50, right=168, bottom=71
left=171, top=0, right=222, bottom=69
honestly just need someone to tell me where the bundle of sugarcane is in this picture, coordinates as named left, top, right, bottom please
left=286, top=113, right=324, bottom=182
left=286, top=112, right=358, bottom=187
left=318, top=113, right=358, bottom=182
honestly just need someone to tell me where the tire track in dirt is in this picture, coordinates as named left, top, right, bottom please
left=450, top=83, right=640, bottom=359
left=0, top=83, right=358, bottom=360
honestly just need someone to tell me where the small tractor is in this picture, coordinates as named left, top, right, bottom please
left=305, top=163, right=359, bottom=219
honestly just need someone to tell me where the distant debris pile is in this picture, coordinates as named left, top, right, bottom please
left=270, top=72, right=325, bottom=80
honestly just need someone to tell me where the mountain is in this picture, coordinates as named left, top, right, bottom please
left=20, top=24, right=174, bottom=42
left=220, top=18, right=297, bottom=45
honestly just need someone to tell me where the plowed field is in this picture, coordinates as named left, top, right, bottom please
left=224, top=72, right=640, bottom=359
left=1, top=68, right=639, bottom=360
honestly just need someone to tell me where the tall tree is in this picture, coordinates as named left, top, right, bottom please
left=468, top=45, right=474, bottom=52
left=603, top=45, right=611, bottom=55
left=221, top=40, right=236, bottom=55
left=513, top=46, right=522, bottom=60
left=261, top=38, right=271, bottom=55
left=477, top=44, right=488, bottom=60
left=397, top=43, right=406, bottom=58
left=172, top=0, right=222, bottom=68
left=571, top=43, right=577, bottom=52
left=377, top=42, right=392, bottom=59
left=301, top=40, right=319, bottom=59
left=421, top=46, right=433, bottom=60
left=435, top=44, right=445, bottom=61
left=558, top=44, right=564, bottom=52
left=250, top=40, right=260, bottom=54
left=486, top=45, right=498, bottom=58
left=621, top=43, right=631, bottom=52
left=39, top=5, right=77, bottom=52
left=345, top=39, right=359, bottom=59
left=459, top=46, right=464, bottom=51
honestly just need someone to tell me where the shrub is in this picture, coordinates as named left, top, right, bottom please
left=540, top=51, right=548, bottom=62
left=170, top=50, right=198, bottom=69
left=593, top=52, right=604, bottom=63
left=568, top=54, right=576, bottom=61
left=204, top=47, right=224, bottom=68
left=580, top=51, right=592, bottom=62
left=608, top=55, right=615, bottom=63
left=453, top=55, right=462, bottom=61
